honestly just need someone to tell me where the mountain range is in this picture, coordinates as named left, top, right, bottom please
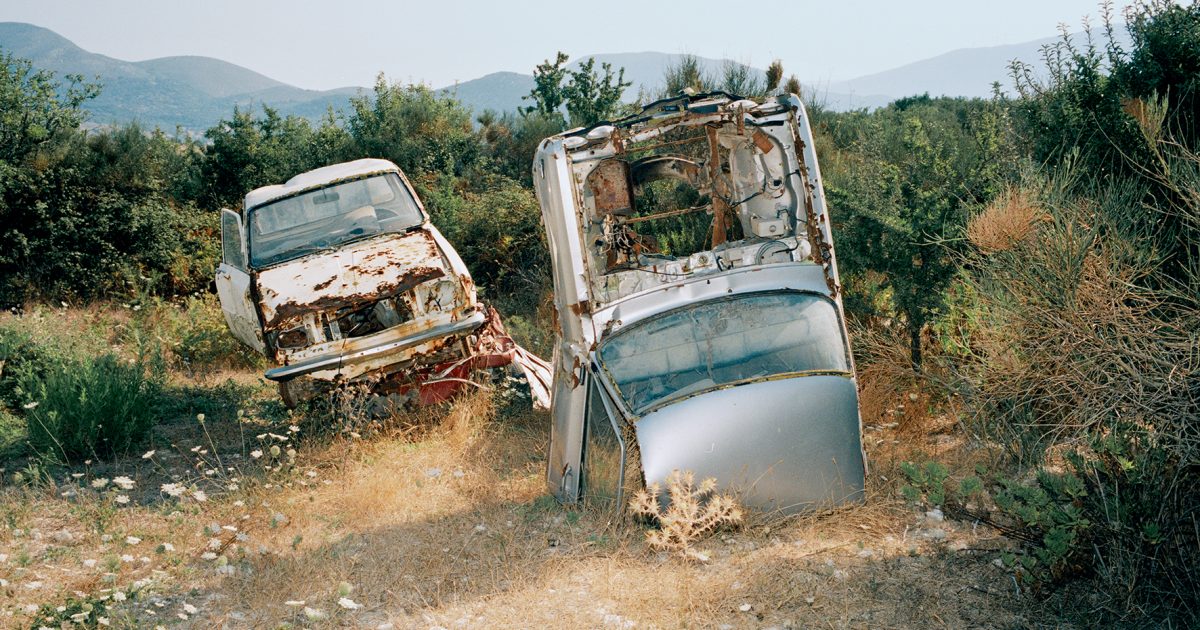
left=0, top=21, right=1126, bottom=132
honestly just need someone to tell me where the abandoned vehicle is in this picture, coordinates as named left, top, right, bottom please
left=216, top=158, right=549, bottom=408
left=533, top=91, right=866, bottom=513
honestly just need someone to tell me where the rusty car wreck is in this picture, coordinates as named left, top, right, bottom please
left=216, top=158, right=548, bottom=407
left=533, top=91, right=866, bottom=513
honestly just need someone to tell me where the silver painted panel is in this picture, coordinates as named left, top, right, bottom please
left=634, top=375, right=865, bottom=513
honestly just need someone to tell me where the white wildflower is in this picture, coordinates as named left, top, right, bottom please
left=120, top=554, right=134, bottom=562
left=125, top=536, right=141, bottom=545
left=250, top=450, right=263, bottom=459
left=183, top=603, right=198, bottom=614
left=337, top=597, right=361, bottom=610
left=142, top=450, right=156, bottom=459
left=112, top=476, right=135, bottom=490
left=115, top=495, right=130, bottom=505
left=22, top=401, right=38, bottom=410
left=304, top=607, right=326, bottom=620
left=160, top=483, right=185, bottom=497
left=191, top=490, right=208, bottom=502
left=112, top=591, right=126, bottom=602
left=200, top=552, right=217, bottom=560
left=284, top=600, right=305, bottom=606
left=91, top=478, right=110, bottom=489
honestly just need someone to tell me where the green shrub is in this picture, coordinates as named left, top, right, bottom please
left=0, top=326, right=71, bottom=411
left=901, top=426, right=1199, bottom=623
left=167, top=295, right=262, bottom=373
left=22, top=353, right=164, bottom=462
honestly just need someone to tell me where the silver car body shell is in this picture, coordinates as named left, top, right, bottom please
left=533, top=93, right=866, bottom=513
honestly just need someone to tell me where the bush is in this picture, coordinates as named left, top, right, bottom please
left=948, top=147, right=1200, bottom=624
left=22, top=353, right=164, bottom=462
left=0, top=326, right=69, bottom=411
left=166, top=295, right=263, bottom=374
left=901, top=426, right=1199, bottom=623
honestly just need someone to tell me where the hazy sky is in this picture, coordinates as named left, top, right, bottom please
left=1, top=0, right=1118, bottom=90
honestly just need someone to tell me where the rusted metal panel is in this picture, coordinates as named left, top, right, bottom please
left=585, top=159, right=635, bottom=216
left=256, top=231, right=445, bottom=331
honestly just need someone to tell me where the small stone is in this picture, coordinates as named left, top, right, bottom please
left=925, top=508, right=944, bottom=522
left=738, top=603, right=752, bottom=612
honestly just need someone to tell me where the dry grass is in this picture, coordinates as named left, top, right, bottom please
left=0, top=306, right=1078, bottom=628
left=967, top=187, right=1041, bottom=254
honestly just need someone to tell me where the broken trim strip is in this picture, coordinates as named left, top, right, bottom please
left=263, top=311, right=485, bottom=382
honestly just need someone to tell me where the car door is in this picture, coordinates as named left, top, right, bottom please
left=215, top=209, right=266, bottom=354
left=580, top=367, right=628, bottom=510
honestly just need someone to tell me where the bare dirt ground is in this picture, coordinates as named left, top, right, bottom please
left=0, top=387, right=1075, bottom=629
left=0, top=306, right=1075, bottom=628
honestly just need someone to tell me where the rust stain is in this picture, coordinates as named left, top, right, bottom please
left=752, top=130, right=775, bottom=154
left=586, top=159, right=634, bottom=216
left=266, top=266, right=444, bottom=331
left=311, top=276, right=338, bottom=291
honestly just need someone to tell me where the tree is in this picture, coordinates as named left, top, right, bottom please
left=563, top=57, right=631, bottom=127
left=345, top=74, right=476, bottom=177
left=0, top=52, right=97, bottom=165
left=524, top=52, right=571, bottom=118
left=524, top=53, right=631, bottom=128
left=826, top=98, right=1012, bottom=370
left=200, top=106, right=345, bottom=210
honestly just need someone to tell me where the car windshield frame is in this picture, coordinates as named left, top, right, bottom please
left=595, top=290, right=852, bottom=417
left=246, top=172, right=426, bottom=268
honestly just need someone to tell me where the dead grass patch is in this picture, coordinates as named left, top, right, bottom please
left=967, top=187, right=1041, bottom=253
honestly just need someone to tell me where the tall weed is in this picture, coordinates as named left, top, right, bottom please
left=22, top=353, right=165, bottom=462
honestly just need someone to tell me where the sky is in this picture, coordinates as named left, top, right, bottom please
left=0, top=0, right=1119, bottom=90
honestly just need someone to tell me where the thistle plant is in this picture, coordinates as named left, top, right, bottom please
left=629, top=470, right=743, bottom=557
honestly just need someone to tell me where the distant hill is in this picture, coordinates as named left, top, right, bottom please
left=437, top=53, right=894, bottom=116
left=0, top=22, right=358, bottom=131
left=829, top=29, right=1131, bottom=99
left=437, top=72, right=535, bottom=116
left=0, top=21, right=1125, bottom=130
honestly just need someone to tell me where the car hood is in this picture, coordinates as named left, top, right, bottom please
left=255, top=230, right=448, bottom=330
left=633, top=374, right=865, bottom=513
